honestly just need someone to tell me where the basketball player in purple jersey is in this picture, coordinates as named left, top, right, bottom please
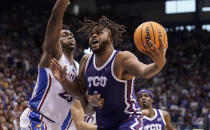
left=50, top=16, right=167, bottom=130
left=137, top=89, right=174, bottom=130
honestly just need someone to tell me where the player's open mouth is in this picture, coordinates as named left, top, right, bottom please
left=143, top=101, right=147, bottom=105
left=92, top=39, right=99, bottom=45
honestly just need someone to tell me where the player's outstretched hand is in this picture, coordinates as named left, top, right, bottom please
left=143, top=37, right=168, bottom=68
left=50, top=58, right=68, bottom=83
left=87, top=94, right=104, bottom=109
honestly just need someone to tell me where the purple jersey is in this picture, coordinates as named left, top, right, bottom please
left=85, top=50, right=141, bottom=129
left=142, top=109, right=166, bottom=130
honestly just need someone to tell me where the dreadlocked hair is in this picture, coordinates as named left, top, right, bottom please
left=77, top=16, right=126, bottom=47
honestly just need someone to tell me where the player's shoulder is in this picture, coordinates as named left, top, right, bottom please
left=118, top=50, right=134, bottom=55
left=116, top=51, right=137, bottom=61
left=160, top=110, right=169, bottom=116
left=159, top=109, right=170, bottom=119
left=80, top=53, right=92, bottom=64
left=117, top=51, right=136, bottom=57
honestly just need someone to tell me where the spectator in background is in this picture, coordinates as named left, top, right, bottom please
left=137, top=89, right=174, bottom=130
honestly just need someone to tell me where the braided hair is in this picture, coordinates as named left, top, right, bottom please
left=77, top=16, right=126, bottom=47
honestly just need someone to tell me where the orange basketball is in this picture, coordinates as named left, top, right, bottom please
left=133, top=21, right=168, bottom=53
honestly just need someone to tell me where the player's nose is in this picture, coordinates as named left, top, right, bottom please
left=91, top=33, right=98, bottom=39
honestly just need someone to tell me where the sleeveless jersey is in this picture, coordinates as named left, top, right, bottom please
left=28, top=54, right=79, bottom=128
left=142, top=109, right=166, bottom=130
left=85, top=50, right=141, bottom=128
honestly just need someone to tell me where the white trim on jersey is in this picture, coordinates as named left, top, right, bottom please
left=130, top=118, right=143, bottom=130
left=143, top=108, right=158, bottom=121
left=159, top=109, right=166, bottom=126
left=110, top=51, right=140, bottom=116
left=37, top=73, right=51, bottom=111
left=110, top=52, right=127, bottom=83
left=31, top=71, right=40, bottom=98
left=93, top=50, right=116, bottom=71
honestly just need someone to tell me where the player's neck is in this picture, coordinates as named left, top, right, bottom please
left=63, top=50, right=74, bottom=63
left=148, top=107, right=155, bottom=118
left=95, top=46, right=114, bottom=67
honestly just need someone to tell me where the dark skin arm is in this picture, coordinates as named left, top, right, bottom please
left=71, top=100, right=97, bottom=130
left=50, top=54, right=88, bottom=98
left=39, top=0, right=70, bottom=67
left=114, top=38, right=167, bottom=80
left=50, top=54, right=103, bottom=115
left=162, top=110, right=174, bottom=130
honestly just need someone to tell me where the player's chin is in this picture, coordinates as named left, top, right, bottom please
left=68, top=46, right=75, bottom=50
left=90, top=45, right=99, bottom=51
left=91, top=48, right=101, bottom=54
left=90, top=44, right=100, bottom=49
left=142, top=102, right=149, bottom=107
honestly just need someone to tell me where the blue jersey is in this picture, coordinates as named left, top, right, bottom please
left=142, top=109, right=166, bottom=130
left=85, top=50, right=141, bottom=128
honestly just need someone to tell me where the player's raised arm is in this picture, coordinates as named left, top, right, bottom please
left=43, top=0, right=69, bottom=53
left=40, top=0, right=70, bottom=67
left=121, top=37, right=167, bottom=79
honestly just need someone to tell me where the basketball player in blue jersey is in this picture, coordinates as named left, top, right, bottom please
left=137, top=89, right=174, bottom=130
left=50, top=16, right=168, bottom=130
left=20, top=0, right=96, bottom=129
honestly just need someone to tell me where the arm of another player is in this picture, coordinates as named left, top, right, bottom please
left=77, top=55, right=104, bottom=115
left=40, top=0, right=70, bottom=67
left=121, top=38, right=167, bottom=78
left=50, top=54, right=103, bottom=115
left=162, top=110, right=174, bottom=130
left=49, top=53, right=91, bottom=98
left=71, top=100, right=97, bottom=130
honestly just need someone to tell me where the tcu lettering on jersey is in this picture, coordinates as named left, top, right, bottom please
left=88, top=76, right=107, bottom=87
left=144, top=124, right=162, bottom=130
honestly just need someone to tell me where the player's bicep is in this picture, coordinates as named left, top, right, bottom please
left=42, top=11, right=63, bottom=56
left=121, top=51, right=147, bottom=77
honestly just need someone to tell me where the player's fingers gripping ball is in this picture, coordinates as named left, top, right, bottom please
left=134, top=21, right=168, bottom=53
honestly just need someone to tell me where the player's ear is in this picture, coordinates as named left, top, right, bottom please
left=151, top=98, right=154, bottom=103
left=108, top=29, right=113, bottom=43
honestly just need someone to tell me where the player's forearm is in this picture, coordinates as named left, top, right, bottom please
left=43, top=0, right=69, bottom=51
left=83, top=103, right=95, bottom=116
left=52, top=0, right=69, bottom=17
left=60, top=79, right=82, bottom=98
left=141, top=63, right=164, bottom=78
left=79, top=96, right=95, bottom=116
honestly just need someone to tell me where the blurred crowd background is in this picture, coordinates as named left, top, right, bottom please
left=0, top=0, right=210, bottom=130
